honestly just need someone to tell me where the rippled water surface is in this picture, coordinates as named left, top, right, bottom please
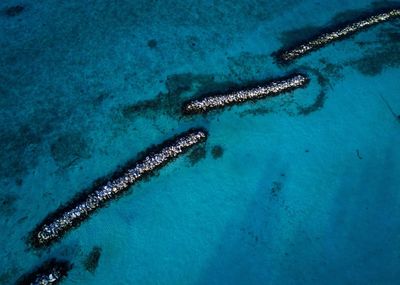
left=1, top=0, right=399, bottom=284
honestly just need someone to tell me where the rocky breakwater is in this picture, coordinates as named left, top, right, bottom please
left=182, top=74, right=309, bottom=114
left=30, top=128, right=208, bottom=247
left=274, top=8, right=400, bottom=64
left=17, top=260, right=71, bottom=285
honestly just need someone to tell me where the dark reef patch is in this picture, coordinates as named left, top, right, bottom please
left=0, top=267, right=20, bottom=285
left=270, top=181, right=283, bottom=198
left=296, top=68, right=328, bottom=116
left=345, top=26, right=400, bottom=76
left=0, top=123, right=44, bottom=179
left=92, top=91, right=112, bottom=107
left=121, top=73, right=234, bottom=121
left=147, top=39, right=157, bottom=49
left=50, top=132, right=91, bottom=168
left=351, top=55, right=385, bottom=76
left=319, top=59, right=344, bottom=81
left=4, top=5, right=24, bottom=17
left=187, top=35, right=200, bottom=50
left=211, top=145, right=224, bottom=159
left=15, top=177, right=23, bottom=186
left=0, top=104, right=76, bottom=180
left=298, top=91, right=327, bottom=116
left=227, top=52, right=270, bottom=81
left=239, top=106, right=273, bottom=117
left=295, top=64, right=343, bottom=116
left=277, top=25, right=322, bottom=50
left=83, top=246, right=102, bottom=274
left=55, top=244, right=84, bottom=261
left=0, top=194, right=18, bottom=216
left=187, top=144, right=207, bottom=166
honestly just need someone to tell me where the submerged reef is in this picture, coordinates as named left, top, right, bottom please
left=211, top=145, right=224, bottom=159
left=147, top=39, right=158, bottom=49
left=270, top=181, right=283, bottom=198
left=274, top=8, right=400, bottom=64
left=17, top=259, right=71, bottom=285
left=50, top=132, right=91, bottom=168
left=182, top=74, right=309, bottom=114
left=30, top=128, right=208, bottom=247
left=0, top=193, right=18, bottom=216
left=83, top=246, right=102, bottom=273
left=187, top=144, right=207, bottom=166
left=4, top=5, right=24, bottom=17
left=120, top=73, right=234, bottom=122
left=346, top=25, right=400, bottom=76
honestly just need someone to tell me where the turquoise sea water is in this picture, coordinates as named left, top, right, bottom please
left=1, top=0, right=400, bottom=284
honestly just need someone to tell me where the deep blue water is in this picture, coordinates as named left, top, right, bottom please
left=1, top=0, right=400, bottom=284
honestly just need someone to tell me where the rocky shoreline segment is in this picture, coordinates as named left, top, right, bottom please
left=17, top=259, right=71, bottom=285
left=182, top=74, right=309, bottom=114
left=274, top=8, right=400, bottom=64
left=30, top=128, right=208, bottom=247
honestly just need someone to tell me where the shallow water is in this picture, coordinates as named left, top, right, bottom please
left=1, top=0, right=399, bottom=284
